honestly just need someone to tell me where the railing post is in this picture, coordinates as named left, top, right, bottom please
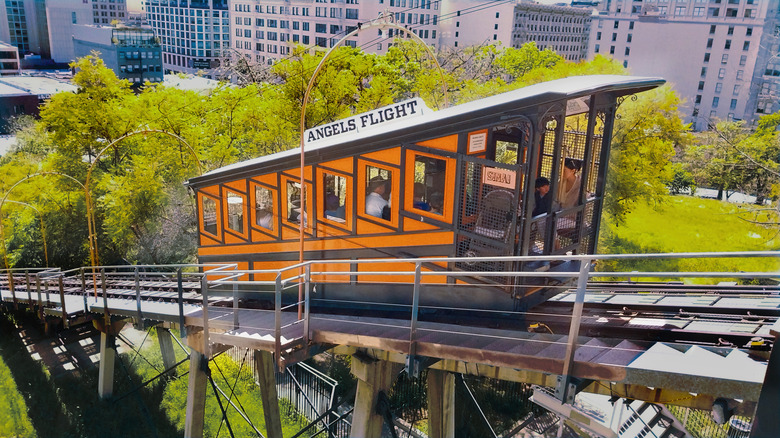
left=35, top=275, right=42, bottom=319
left=81, top=268, right=88, bottom=313
left=304, top=264, right=311, bottom=346
left=409, top=262, right=422, bottom=358
left=556, top=257, right=591, bottom=404
left=58, top=275, right=68, bottom=328
left=201, top=273, right=210, bottom=358
left=275, top=272, right=282, bottom=370
left=232, top=281, right=239, bottom=330
left=134, top=267, right=143, bottom=323
left=44, top=276, right=50, bottom=305
left=9, top=270, right=17, bottom=307
left=177, top=269, right=186, bottom=338
left=25, top=270, right=32, bottom=306
left=101, top=268, right=109, bottom=324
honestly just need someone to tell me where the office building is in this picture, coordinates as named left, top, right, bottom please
left=144, top=0, right=229, bottom=75
left=439, top=0, right=591, bottom=61
left=0, top=0, right=51, bottom=58
left=587, top=0, right=780, bottom=130
left=46, top=0, right=95, bottom=63
left=90, top=0, right=129, bottom=25
left=73, top=25, right=163, bottom=85
left=0, top=41, right=21, bottom=75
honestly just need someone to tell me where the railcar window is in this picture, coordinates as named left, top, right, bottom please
left=202, top=197, right=218, bottom=235
left=323, top=172, right=347, bottom=223
left=413, top=155, right=446, bottom=215
left=365, top=165, right=392, bottom=220
left=287, top=181, right=306, bottom=225
left=226, top=191, right=244, bottom=233
left=254, top=186, right=273, bottom=230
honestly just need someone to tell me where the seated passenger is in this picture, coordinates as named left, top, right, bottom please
left=429, top=192, right=444, bottom=215
left=256, top=208, right=273, bottom=229
left=413, top=183, right=431, bottom=211
left=558, top=158, right=582, bottom=210
left=325, top=193, right=345, bottom=221
left=366, top=176, right=389, bottom=218
left=532, top=177, right=552, bottom=217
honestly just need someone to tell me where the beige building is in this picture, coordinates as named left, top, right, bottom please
left=439, top=0, right=591, bottom=61
left=0, top=41, right=21, bottom=75
left=587, top=0, right=780, bottom=130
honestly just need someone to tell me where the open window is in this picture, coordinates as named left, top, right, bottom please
left=281, top=176, right=313, bottom=234
left=405, top=150, right=454, bottom=221
left=224, top=190, right=246, bottom=235
left=359, top=162, right=397, bottom=225
left=319, top=170, right=350, bottom=226
left=201, top=195, right=220, bottom=238
left=252, top=184, right=276, bottom=233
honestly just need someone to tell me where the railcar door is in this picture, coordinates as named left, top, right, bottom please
left=455, top=122, right=531, bottom=280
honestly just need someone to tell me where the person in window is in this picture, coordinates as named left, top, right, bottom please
left=257, top=208, right=273, bottom=229
left=366, top=176, right=389, bottom=218
left=325, top=193, right=345, bottom=221
left=413, top=183, right=431, bottom=211
left=532, top=177, right=552, bottom=217
left=429, top=192, right=444, bottom=215
left=558, top=158, right=582, bottom=209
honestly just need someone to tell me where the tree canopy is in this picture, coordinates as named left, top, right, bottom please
left=0, top=42, right=700, bottom=268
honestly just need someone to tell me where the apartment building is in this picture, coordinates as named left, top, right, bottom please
left=439, top=0, right=591, bottom=61
left=90, top=0, right=128, bottom=25
left=228, top=0, right=440, bottom=67
left=588, top=0, right=780, bottom=131
left=73, top=25, right=164, bottom=85
left=145, top=0, right=230, bottom=75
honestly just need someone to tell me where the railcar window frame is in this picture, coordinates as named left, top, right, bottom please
left=199, top=193, right=222, bottom=241
left=250, top=182, right=277, bottom=237
left=317, top=168, right=352, bottom=229
left=357, top=159, right=399, bottom=228
left=281, top=175, right=313, bottom=235
left=404, top=149, right=456, bottom=223
left=222, top=188, right=248, bottom=238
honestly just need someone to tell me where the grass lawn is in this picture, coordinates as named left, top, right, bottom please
left=597, top=195, right=779, bottom=282
left=0, top=352, right=36, bottom=438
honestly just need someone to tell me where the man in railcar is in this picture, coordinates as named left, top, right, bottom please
left=366, top=176, right=389, bottom=218
left=532, top=177, right=552, bottom=217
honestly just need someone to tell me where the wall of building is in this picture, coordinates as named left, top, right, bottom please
left=47, top=0, right=95, bottom=63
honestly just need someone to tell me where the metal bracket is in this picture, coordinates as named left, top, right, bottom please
left=405, top=354, right=440, bottom=379
left=554, top=376, right=592, bottom=404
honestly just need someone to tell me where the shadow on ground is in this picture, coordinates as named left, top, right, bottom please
left=0, top=308, right=182, bottom=438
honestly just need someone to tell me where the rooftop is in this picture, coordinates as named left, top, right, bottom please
left=0, top=76, right=77, bottom=98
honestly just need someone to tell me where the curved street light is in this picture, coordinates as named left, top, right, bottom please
left=296, top=11, right=450, bottom=316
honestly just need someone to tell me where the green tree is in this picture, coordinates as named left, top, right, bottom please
left=604, top=86, right=693, bottom=224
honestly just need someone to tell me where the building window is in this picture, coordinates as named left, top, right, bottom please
left=718, top=68, right=726, bottom=79
left=736, top=70, right=744, bottom=80
left=730, top=99, right=737, bottom=110
left=724, top=40, right=731, bottom=50
left=721, top=54, right=728, bottom=64
left=611, top=33, right=617, bottom=41
left=746, top=27, right=753, bottom=37
left=707, top=38, right=713, bottom=49
left=733, top=84, right=741, bottom=94
left=728, top=26, right=734, bottom=36
left=743, top=41, right=750, bottom=51
left=610, top=46, right=615, bottom=54
left=698, top=81, right=705, bottom=91
left=701, top=67, right=707, bottom=77
left=704, top=53, right=710, bottom=62
left=739, top=55, right=747, bottom=66
left=594, top=44, right=600, bottom=53
left=712, top=97, right=719, bottom=108
left=695, top=95, right=702, bottom=104
left=596, top=31, right=601, bottom=40
left=627, top=33, right=632, bottom=43
left=629, top=21, right=634, bottom=30
left=715, top=82, right=723, bottom=93
left=614, top=21, right=619, bottom=29
left=709, top=25, right=716, bottom=34
left=625, top=47, right=630, bottom=56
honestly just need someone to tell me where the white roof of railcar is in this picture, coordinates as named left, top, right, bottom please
left=191, top=75, right=664, bottom=185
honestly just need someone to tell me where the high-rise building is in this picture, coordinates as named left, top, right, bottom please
left=0, top=0, right=51, bottom=58
left=587, top=0, right=780, bottom=131
left=73, top=25, right=163, bottom=85
left=439, top=0, right=591, bottom=61
left=90, top=0, right=129, bottom=25
left=145, top=0, right=230, bottom=75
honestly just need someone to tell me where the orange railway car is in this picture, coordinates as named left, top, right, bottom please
left=186, top=75, right=664, bottom=311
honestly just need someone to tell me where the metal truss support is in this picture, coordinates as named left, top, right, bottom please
left=427, top=369, right=455, bottom=438
left=350, top=352, right=402, bottom=438
left=254, top=350, right=283, bottom=438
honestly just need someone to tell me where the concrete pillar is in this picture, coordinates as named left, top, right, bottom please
left=97, top=332, right=116, bottom=399
left=254, top=350, right=283, bottom=438
left=184, top=349, right=208, bottom=438
left=427, top=369, right=456, bottom=438
left=350, top=354, right=401, bottom=438
left=156, top=327, right=177, bottom=376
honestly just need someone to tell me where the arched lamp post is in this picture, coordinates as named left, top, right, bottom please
left=296, top=11, right=449, bottom=316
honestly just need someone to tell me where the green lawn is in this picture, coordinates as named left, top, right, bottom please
left=0, top=353, right=36, bottom=438
left=597, top=195, right=779, bottom=282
